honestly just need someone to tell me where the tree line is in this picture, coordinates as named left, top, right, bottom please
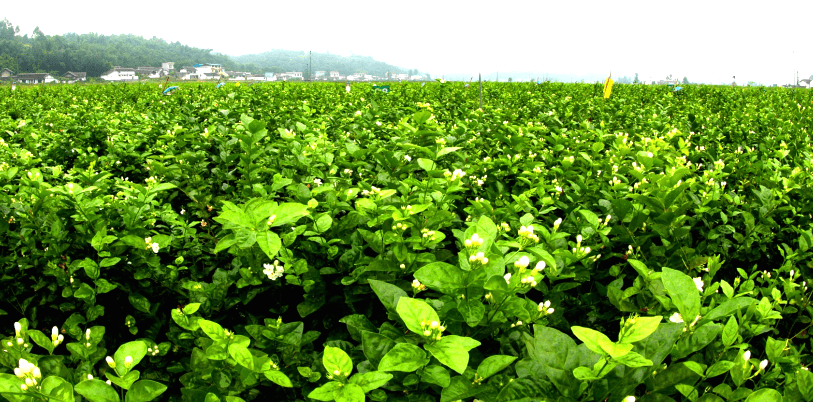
left=0, top=19, right=422, bottom=79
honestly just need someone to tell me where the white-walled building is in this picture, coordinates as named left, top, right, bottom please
left=101, top=68, right=137, bottom=81
left=16, top=73, right=57, bottom=84
left=330, top=71, right=340, bottom=78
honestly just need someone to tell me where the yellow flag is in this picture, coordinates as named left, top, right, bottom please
left=603, top=74, right=614, bottom=99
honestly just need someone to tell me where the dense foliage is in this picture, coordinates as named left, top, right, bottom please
left=0, top=19, right=256, bottom=77
left=0, top=81, right=813, bottom=402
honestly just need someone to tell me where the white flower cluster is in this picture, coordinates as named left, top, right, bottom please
left=404, top=154, right=411, bottom=162
left=444, top=169, right=466, bottom=181
left=144, top=237, right=160, bottom=253
left=419, top=320, right=446, bottom=341
left=538, top=300, right=554, bottom=314
left=412, top=279, right=427, bottom=292
left=400, top=205, right=415, bottom=215
left=518, top=225, right=539, bottom=244
left=469, top=252, right=489, bottom=265
left=14, top=358, right=40, bottom=391
left=571, top=235, right=590, bottom=256
left=267, top=215, right=276, bottom=226
left=421, top=228, right=437, bottom=241
left=499, top=222, right=511, bottom=232
left=263, top=261, right=285, bottom=281
left=391, top=222, right=409, bottom=231
left=465, top=233, right=484, bottom=249
left=147, top=346, right=160, bottom=356
left=50, top=326, right=64, bottom=347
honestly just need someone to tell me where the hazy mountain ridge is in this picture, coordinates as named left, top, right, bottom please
left=0, top=18, right=424, bottom=79
left=231, top=50, right=425, bottom=78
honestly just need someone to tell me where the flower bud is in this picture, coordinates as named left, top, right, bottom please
left=743, top=350, right=751, bottom=362
left=20, top=384, right=27, bottom=391
left=87, top=374, right=93, bottom=380
left=106, top=356, right=116, bottom=368
left=25, top=378, right=34, bottom=387
left=424, top=330, right=431, bottom=336
left=430, top=321, right=439, bottom=329
left=85, top=328, right=91, bottom=340
left=124, top=356, right=133, bottom=368
left=32, top=367, right=40, bottom=379
left=759, top=359, right=768, bottom=371
left=14, top=322, right=21, bottom=336
left=51, top=327, right=58, bottom=339
left=623, top=397, right=636, bottom=402
left=14, top=368, right=23, bottom=378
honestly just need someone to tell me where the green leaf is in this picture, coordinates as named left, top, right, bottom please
left=308, top=381, right=341, bottom=401
left=128, top=293, right=150, bottom=314
left=41, top=376, right=75, bottom=402
left=114, top=341, right=148, bottom=377
left=204, top=393, right=220, bottom=402
left=476, top=355, right=517, bottom=379
left=662, top=268, right=701, bottom=324
left=797, top=369, right=813, bottom=401
left=417, top=158, right=436, bottom=171
left=323, top=346, right=354, bottom=376
left=105, top=370, right=139, bottom=390
left=333, top=383, right=365, bottom=402
left=0, top=373, right=25, bottom=401
left=228, top=344, right=254, bottom=371
left=652, top=362, right=701, bottom=393
left=698, top=297, right=757, bottom=325
left=315, top=214, right=333, bottom=233
left=424, top=336, right=481, bottom=375
left=124, top=380, right=167, bottom=402
left=413, top=262, right=467, bottom=295
left=621, top=316, right=663, bottom=343
left=198, top=320, right=226, bottom=341
left=256, top=231, right=281, bottom=260
left=672, top=323, right=722, bottom=360
left=369, top=279, right=407, bottom=313
left=99, top=257, right=121, bottom=268
left=28, top=329, right=55, bottom=354
left=361, top=331, right=396, bottom=369
left=182, top=303, right=201, bottom=315
left=744, top=388, right=782, bottom=402
left=612, top=351, right=653, bottom=368
left=264, top=370, right=293, bottom=388
left=436, top=147, right=461, bottom=158
left=571, top=326, right=631, bottom=358
left=722, top=316, right=738, bottom=347
left=267, top=202, right=310, bottom=227
left=378, top=343, right=430, bottom=372
left=706, top=361, right=736, bottom=378
left=396, top=297, right=439, bottom=335
left=420, top=365, right=451, bottom=387
left=348, top=371, right=393, bottom=393
left=74, top=379, right=120, bottom=402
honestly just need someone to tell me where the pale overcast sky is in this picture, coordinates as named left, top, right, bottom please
left=2, top=0, right=811, bottom=85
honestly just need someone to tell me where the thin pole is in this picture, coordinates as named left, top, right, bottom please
left=479, top=73, right=483, bottom=110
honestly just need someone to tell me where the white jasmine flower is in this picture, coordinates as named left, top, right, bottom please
left=514, top=256, right=530, bottom=269
left=693, top=277, right=704, bottom=292
left=669, top=312, right=684, bottom=323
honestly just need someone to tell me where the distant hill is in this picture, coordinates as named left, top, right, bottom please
left=0, top=18, right=424, bottom=79
left=231, top=50, right=425, bottom=78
